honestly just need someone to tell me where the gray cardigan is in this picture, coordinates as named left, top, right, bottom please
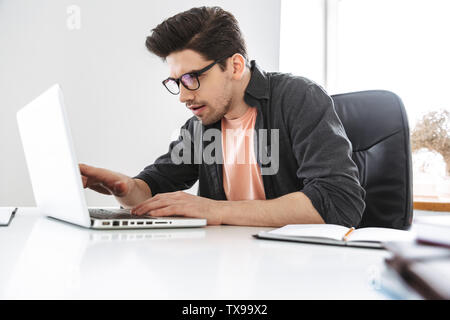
left=135, top=61, right=366, bottom=227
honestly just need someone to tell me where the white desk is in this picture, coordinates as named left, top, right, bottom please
left=1, top=208, right=443, bottom=300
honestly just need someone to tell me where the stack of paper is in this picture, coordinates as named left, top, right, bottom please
left=414, top=216, right=450, bottom=247
left=384, top=241, right=450, bottom=299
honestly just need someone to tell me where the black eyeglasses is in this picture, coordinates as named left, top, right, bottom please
left=162, top=56, right=230, bottom=95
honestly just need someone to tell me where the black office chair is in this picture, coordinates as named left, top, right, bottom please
left=332, top=90, right=413, bottom=230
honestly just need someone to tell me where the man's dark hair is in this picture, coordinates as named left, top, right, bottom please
left=146, top=6, right=249, bottom=71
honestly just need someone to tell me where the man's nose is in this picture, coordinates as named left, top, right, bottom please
left=179, top=85, right=195, bottom=104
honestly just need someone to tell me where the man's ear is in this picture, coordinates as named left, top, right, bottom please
left=230, top=54, right=247, bottom=80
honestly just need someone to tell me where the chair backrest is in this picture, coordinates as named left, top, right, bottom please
left=331, top=90, right=413, bottom=230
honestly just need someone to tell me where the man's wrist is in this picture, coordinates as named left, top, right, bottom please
left=212, top=200, right=229, bottom=225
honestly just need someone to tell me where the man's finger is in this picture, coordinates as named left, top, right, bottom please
left=131, top=196, right=159, bottom=213
left=81, top=175, right=88, bottom=188
left=79, top=163, right=111, bottom=182
left=86, top=183, right=113, bottom=195
left=132, top=198, right=171, bottom=215
left=79, top=163, right=126, bottom=196
left=148, top=205, right=181, bottom=217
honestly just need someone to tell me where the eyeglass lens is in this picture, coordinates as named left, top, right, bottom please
left=181, top=74, right=197, bottom=88
left=165, top=74, right=200, bottom=94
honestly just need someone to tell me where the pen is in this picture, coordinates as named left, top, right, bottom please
left=343, top=227, right=355, bottom=241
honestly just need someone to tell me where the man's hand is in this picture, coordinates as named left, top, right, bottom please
left=130, top=191, right=223, bottom=225
left=78, top=163, right=151, bottom=208
left=79, top=163, right=131, bottom=197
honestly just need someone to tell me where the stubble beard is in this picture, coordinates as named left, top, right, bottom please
left=198, top=96, right=233, bottom=126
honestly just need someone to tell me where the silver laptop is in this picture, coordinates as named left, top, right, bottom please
left=16, top=84, right=207, bottom=229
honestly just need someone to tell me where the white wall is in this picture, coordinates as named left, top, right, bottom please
left=0, top=0, right=281, bottom=207
left=279, top=0, right=325, bottom=87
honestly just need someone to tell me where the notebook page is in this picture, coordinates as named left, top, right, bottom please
left=349, top=227, right=414, bottom=243
left=267, top=224, right=350, bottom=241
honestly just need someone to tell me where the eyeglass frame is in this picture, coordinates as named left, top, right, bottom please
left=162, top=55, right=231, bottom=95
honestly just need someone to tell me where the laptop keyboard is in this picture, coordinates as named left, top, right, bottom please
left=89, top=208, right=155, bottom=220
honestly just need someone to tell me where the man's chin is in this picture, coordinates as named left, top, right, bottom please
left=198, top=118, right=214, bottom=126
left=196, top=113, right=224, bottom=126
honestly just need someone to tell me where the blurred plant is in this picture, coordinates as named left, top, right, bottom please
left=411, top=110, right=450, bottom=176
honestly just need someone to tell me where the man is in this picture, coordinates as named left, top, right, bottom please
left=80, top=6, right=365, bottom=227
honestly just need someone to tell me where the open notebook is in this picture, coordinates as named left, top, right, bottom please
left=255, top=224, right=414, bottom=249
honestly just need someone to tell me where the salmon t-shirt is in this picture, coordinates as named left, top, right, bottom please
left=221, top=107, right=266, bottom=201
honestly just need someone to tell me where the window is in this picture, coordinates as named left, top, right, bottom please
left=281, top=0, right=450, bottom=200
